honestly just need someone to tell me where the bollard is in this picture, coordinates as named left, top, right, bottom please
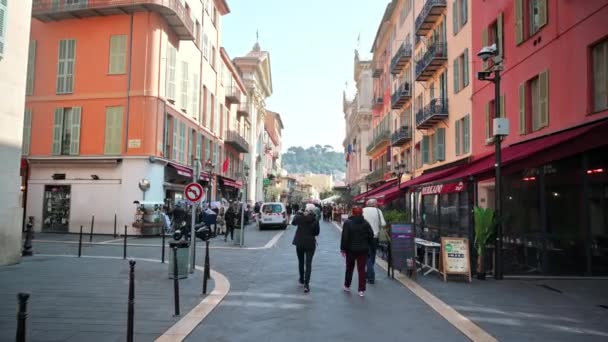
left=89, top=214, right=95, bottom=243
left=173, top=247, right=180, bottom=316
left=127, top=260, right=135, bottom=342
left=113, top=213, right=117, bottom=239
left=22, top=219, right=34, bottom=257
left=202, top=240, right=210, bottom=294
left=78, top=225, right=83, bottom=258
left=16, top=293, right=29, bottom=342
left=161, top=230, right=166, bottom=264
left=123, top=225, right=128, bottom=260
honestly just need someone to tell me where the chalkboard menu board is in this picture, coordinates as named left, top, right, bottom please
left=441, top=237, right=472, bottom=282
left=390, top=224, right=415, bottom=273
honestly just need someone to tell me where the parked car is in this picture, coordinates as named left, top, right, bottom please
left=258, top=202, right=287, bottom=230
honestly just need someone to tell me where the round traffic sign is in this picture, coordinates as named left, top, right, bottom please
left=184, top=183, right=204, bottom=202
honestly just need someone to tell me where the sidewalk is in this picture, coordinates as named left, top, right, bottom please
left=0, top=256, right=211, bottom=341
left=416, top=274, right=608, bottom=341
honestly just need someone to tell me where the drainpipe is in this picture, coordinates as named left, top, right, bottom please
left=124, top=14, right=134, bottom=152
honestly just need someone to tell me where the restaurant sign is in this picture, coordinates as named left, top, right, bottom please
left=420, top=181, right=466, bottom=195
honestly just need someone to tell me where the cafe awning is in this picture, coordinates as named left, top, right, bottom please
left=167, top=162, right=193, bottom=178
left=353, top=179, right=398, bottom=202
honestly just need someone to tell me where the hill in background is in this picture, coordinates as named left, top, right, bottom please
left=282, top=145, right=345, bottom=175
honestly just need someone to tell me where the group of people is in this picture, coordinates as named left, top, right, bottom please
left=290, top=199, right=386, bottom=297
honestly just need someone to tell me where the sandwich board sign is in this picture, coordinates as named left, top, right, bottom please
left=441, top=237, right=471, bottom=283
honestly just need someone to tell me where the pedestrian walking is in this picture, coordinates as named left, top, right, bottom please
left=292, top=204, right=320, bottom=293
left=362, top=198, right=386, bottom=284
left=286, top=203, right=293, bottom=225
left=224, top=204, right=237, bottom=242
left=217, top=206, right=226, bottom=235
left=341, top=207, right=374, bottom=297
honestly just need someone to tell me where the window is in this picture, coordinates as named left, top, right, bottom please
left=166, top=46, right=177, bottom=101
left=52, top=107, right=81, bottom=155
left=453, top=49, right=469, bottom=93
left=421, top=136, right=430, bottom=164
left=191, top=73, right=199, bottom=118
left=196, top=133, right=202, bottom=162
left=202, top=86, right=208, bottom=126
left=172, top=119, right=178, bottom=161
left=211, top=45, right=216, bottom=69
left=452, top=0, right=468, bottom=35
left=26, top=40, right=37, bottom=95
left=485, top=95, right=505, bottom=141
left=205, top=137, right=211, bottom=162
left=108, top=35, right=127, bottom=74
left=415, top=143, right=422, bottom=168
left=188, top=128, right=194, bottom=165
left=0, top=0, right=7, bottom=59
left=210, top=93, right=215, bottom=131
left=432, top=128, right=445, bottom=162
left=592, top=40, right=608, bottom=112
left=519, top=71, right=548, bottom=134
left=515, top=0, right=547, bottom=45
left=400, top=0, right=411, bottom=25
left=181, top=61, right=189, bottom=111
left=195, top=20, right=200, bottom=46
left=179, top=121, right=186, bottom=163
left=22, top=109, right=32, bottom=155
left=455, top=114, right=470, bottom=156
left=104, top=106, right=123, bottom=155
left=56, top=39, right=76, bottom=94
left=164, top=114, right=172, bottom=158
left=212, top=6, right=218, bottom=26
left=203, top=34, right=209, bottom=60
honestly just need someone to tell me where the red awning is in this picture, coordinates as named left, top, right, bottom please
left=168, top=162, right=193, bottom=178
left=374, top=183, right=406, bottom=206
left=410, top=119, right=608, bottom=187
left=200, top=171, right=210, bottom=181
left=219, top=176, right=241, bottom=189
left=353, top=179, right=398, bottom=202
left=398, top=165, right=463, bottom=190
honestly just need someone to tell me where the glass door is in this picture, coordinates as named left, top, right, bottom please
left=43, top=185, right=71, bottom=232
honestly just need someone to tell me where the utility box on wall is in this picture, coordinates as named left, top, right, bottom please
left=493, top=118, right=510, bottom=136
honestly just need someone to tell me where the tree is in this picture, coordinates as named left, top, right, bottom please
left=319, top=189, right=335, bottom=200
left=282, top=145, right=345, bottom=175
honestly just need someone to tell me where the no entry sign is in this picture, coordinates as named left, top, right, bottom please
left=184, top=183, right=204, bottom=202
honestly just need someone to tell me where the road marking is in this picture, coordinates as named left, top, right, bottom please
left=31, top=254, right=230, bottom=342
left=228, top=291, right=311, bottom=300
left=330, top=222, right=497, bottom=342
left=99, top=237, right=126, bottom=244
left=220, top=300, right=305, bottom=310
left=263, top=231, right=285, bottom=249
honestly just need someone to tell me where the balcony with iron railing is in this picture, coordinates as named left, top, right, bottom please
left=415, top=41, right=447, bottom=81
left=391, top=82, right=412, bottom=109
left=390, top=43, right=412, bottom=75
left=237, top=101, right=249, bottom=119
left=391, top=126, right=412, bottom=146
left=367, top=167, right=388, bottom=184
left=415, top=0, right=447, bottom=36
left=366, top=129, right=390, bottom=155
left=372, top=96, right=384, bottom=110
left=225, top=86, right=241, bottom=105
left=372, top=63, right=383, bottom=78
left=225, top=130, right=250, bottom=153
left=416, top=98, right=448, bottom=129
left=32, top=0, right=195, bottom=40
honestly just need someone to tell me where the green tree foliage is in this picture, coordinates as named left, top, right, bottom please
left=282, top=145, right=345, bottom=175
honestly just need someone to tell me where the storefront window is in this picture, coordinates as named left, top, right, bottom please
left=588, top=146, right=608, bottom=275
left=43, top=185, right=71, bottom=232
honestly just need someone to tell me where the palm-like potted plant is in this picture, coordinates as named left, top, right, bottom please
left=474, top=206, right=495, bottom=280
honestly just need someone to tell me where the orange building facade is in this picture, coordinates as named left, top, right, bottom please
left=22, top=0, right=249, bottom=234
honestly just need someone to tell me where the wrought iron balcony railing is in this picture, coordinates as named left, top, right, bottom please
left=225, top=86, right=241, bottom=105
left=366, top=130, right=390, bottom=154
left=237, top=101, right=249, bottom=119
left=225, top=130, right=250, bottom=153
left=416, top=98, right=449, bottom=129
left=415, top=41, right=447, bottom=81
left=391, top=126, right=412, bottom=146
left=415, top=0, right=447, bottom=36
left=367, top=167, right=388, bottom=184
left=390, top=43, right=412, bottom=75
left=32, top=0, right=195, bottom=40
left=391, top=82, right=412, bottom=109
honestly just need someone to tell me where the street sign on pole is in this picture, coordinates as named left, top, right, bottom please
left=187, top=160, right=202, bottom=273
left=184, top=183, right=204, bottom=203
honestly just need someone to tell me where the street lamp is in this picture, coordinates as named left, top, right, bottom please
left=393, top=162, right=407, bottom=188
left=239, top=165, right=250, bottom=247
left=204, top=159, right=215, bottom=205
left=477, top=43, right=508, bottom=280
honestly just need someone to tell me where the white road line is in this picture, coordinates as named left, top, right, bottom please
left=263, top=231, right=285, bottom=249
left=99, top=238, right=126, bottom=244
left=220, top=300, right=305, bottom=310
left=227, top=291, right=311, bottom=300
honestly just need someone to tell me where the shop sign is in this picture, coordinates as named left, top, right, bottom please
left=440, top=237, right=471, bottom=282
left=420, top=181, right=466, bottom=195
left=390, top=224, right=416, bottom=276
left=128, top=139, right=141, bottom=148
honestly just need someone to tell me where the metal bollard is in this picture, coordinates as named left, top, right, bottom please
left=173, top=247, right=180, bottom=316
left=127, top=260, right=135, bottom=342
left=161, top=231, right=166, bottom=264
left=202, top=240, right=210, bottom=294
left=113, top=213, right=117, bottom=239
left=16, top=293, right=29, bottom=342
left=22, top=219, right=34, bottom=257
left=123, top=225, right=128, bottom=260
left=78, top=225, right=83, bottom=257
left=89, top=214, right=95, bottom=243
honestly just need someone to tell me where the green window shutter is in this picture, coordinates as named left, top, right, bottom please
left=436, top=128, right=445, bottom=161
left=539, top=70, right=549, bottom=128
left=519, top=82, right=526, bottom=134
left=22, top=109, right=32, bottom=155
left=485, top=102, right=490, bottom=139
left=481, top=29, right=488, bottom=70
left=461, top=0, right=468, bottom=27
left=26, top=41, right=37, bottom=95
left=52, top=108, right=64, bottom=155
left=196, top=133, right=202, bottom=161
left=453, top=58, right=460, bottom=93
left=172, top=120, right=178, bottom=161
left=188, top=128, right=194, bottom=165
left=0, top=0, right=7, bottom=59
left=432, top=134, right=438, bottom=163
left=452, top=0, right=459, bottom=35
left=538, top=0, right=547, bottom=28
left=463, top=49, right=469, bottom=87
left=515, top=0, right=523, bottom=45
left=104, top=107, right=123, bottom=155
left=56, top=39, right=76, bottom=94
left=463, top=115, right=470, bottom=153
left=70, top=107, right=81, bottom=155
left=455, top=119, right=461, bottom=156
left=166, top=46, right=176, bottom=101
left=109, top=35, right=127, bottom=74
left=497, top=12, right=504, bottom=57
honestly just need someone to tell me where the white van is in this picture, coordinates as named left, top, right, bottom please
left=258, top=202, right=287, bottom=230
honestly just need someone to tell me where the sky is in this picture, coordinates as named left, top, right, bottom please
left=222, top=0, right=388, bottom=153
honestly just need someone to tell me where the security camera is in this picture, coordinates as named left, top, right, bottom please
left=477, top=43, right=497, bottom=61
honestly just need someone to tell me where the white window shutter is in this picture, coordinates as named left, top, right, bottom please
left=191, top=73, right=199, bottom=119
left=52, top=108, right=64, bottom=155
left=539, top=70, right=549, bottom=128
left=70, top=107, right=81, bottom=155
left=0, top=0, right=7, bottom=59
left=22, top=109, right=32, bottom=155
left=166, top=46, right=176, bottom=100
left=181, top=61, right=189, bottom=111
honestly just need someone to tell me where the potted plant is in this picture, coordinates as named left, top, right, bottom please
left=474, top=206, right=495, bottom=280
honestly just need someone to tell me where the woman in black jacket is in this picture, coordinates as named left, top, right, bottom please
left=292, top=204, right=320, bottom=293
left=341, top=206, right=374, bottom=297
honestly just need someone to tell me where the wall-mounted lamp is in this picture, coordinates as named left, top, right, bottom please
left=91, top=175, right=100, bottom=180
